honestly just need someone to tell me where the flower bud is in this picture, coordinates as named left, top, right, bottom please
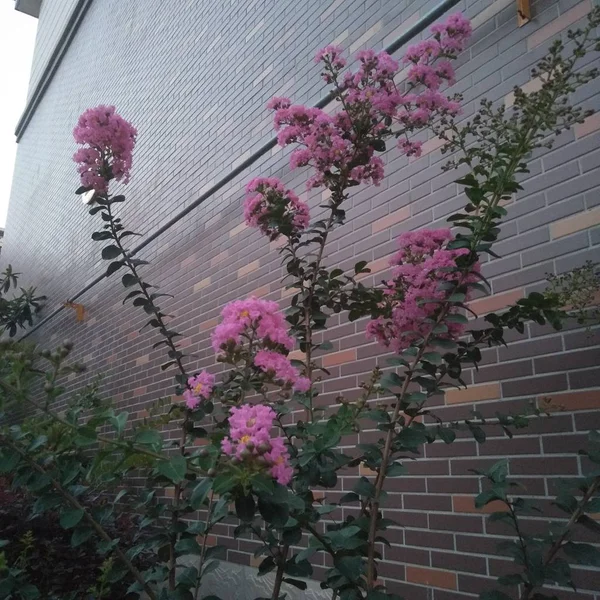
left=207, top=468, right=216, bottom=477
left=245, top=441, right=255, bottom=451
left=44, top=382, right=54, bottom=393
left=62, top=340, right=74, bottom=351
left=257, top=443, right=270, bottom=455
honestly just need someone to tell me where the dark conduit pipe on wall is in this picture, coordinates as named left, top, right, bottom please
left=20, top=0, right=462, bottom=340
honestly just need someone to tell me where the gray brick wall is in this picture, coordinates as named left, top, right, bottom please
left=26, top=0, right=80, bottom=99
left=3, top=0, right=600, bottom=597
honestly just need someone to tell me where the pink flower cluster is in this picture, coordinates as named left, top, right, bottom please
left=254, top=350, right=311, bottom=392
left=265, top=13, right=470, bottom=188
left=73, top=105, right=137, bottom=194
left=221, top=404, right=293, bottom=485
left=183, top=370, right=215, bottom=410
left=212, top=297, right=310, bottom=393
left=244, top=177, right=310, bottom=238
left=268, top=97, right=385, bottom=190
left=366, top=229, right=479, bottom=353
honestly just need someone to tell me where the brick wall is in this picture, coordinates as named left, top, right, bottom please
left=3, top=0, right=600, bottom=598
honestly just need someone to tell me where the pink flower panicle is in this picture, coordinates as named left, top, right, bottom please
left=211, top=297, right=311, bottom=394
left=261, top=13, right=470, bottom=192
left=211, top=297, right=294, bottom=354
left=254, top=349, right=311, bottom=393
left=221, top=404, right=293, bottom=485
left=73, top=105, right=137, bottom=194
left=182, top=370, right=215, bottom=410
left=367, top=228, right=480, bottom=353
left=244, top=177, right=310, bottom=239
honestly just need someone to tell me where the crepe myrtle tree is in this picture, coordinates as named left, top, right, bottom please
left=1, top=8, right=600, bottom=600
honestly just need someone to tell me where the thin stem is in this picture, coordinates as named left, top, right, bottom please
left=519, top=477, right=600, bottom=600
left=300, top=186, right=346, bottom=422
left=1, top=435, right=157, bottom=600
left=105, top=202, right=189, bottom=382
left=270, top=544, right=290, bottom=600
left=169, top=418, right=189, bottom=590
left=194, top=491, right=216, bottom=600
left=105, top=201, right=193, bottom=590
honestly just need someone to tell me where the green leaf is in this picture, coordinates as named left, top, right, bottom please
left=235, top=494, right=256, bottom=522
left=157, top=455, right=187, bottom=484
left=91, top=231, right=112, bottom=241
left=135, top=429, right=162, bottom=450
left=0, top=451, right=19, bottom=473
left=354, top=260, right=369, bottom=274
left=60, top=508, right=84, bottom=529
left=110, top=411, right=128, bottom=436
left=106, top=260, right=123, bottom=276
left=175, top=537, right=202, bottom=556
left=177, top=566, right=198, bottom=589
left=28, top=435, right=48, bottom=452
left=335, top=556, right=364, bottom=582
left=212, top=472, right=238, bottom=495
left=101, top=245, right=121, bottom=260
left=488, top=459, right=508, bottom=483
left=282, top=578, right=307, bottom=591
left=122, top=273, right=137, bottom=287
left=397, top=427, right=427, bottom=450
left=71, top=526, right=94, bottom=547
left=386, top=462, right=406, bottom=477
left=438, top=427, right=456, bottom=444
left=189, top=478, right=212, bottom=510
left=422, top=351, right=442, bottom=365
left=577, top=514, right=600, bottom=534
left=475, top=489, right=504, bottom=509
left=380, top=371, right=404, bottom=390
left=353, top=477, right=376, bottom=499
left=251, top=474, right=275, bottom=496
left=18, top=584, right=40, bottom=600
left=563, top=542, right=600, bottom=566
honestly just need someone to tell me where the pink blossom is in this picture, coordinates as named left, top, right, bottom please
left=258, top=13, right=471, bottom=192
left=315, top=44, right=346, bottom=71
left=398, top=139, right=423, bottom=158
left=183, top=370, right=215, bottom=409
left=244, top=177, right=310, bottom=238
left=211, top=297, right=294, bottom=354
left=73, top=105, right=137, bottom=193
left=367, top=229, right=480, bottom=353
left=221, top=404, right=292, bottom=485
left=266, top=97, right=291, bottom=111
left=254, top=349, right=311, bottom=392
left=293, top=377, right=312, bottom=393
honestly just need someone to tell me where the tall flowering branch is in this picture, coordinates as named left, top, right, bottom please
left=245, top=14, right=470, bottom=424
left=237, top=13, right=472, bottom=599
left=73, top=106, right=218, bottom=593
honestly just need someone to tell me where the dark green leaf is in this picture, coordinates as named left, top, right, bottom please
left=190, top=478, right=212, bottom=510
left=157, top=455, right=187, bottom=484
left=60, top=508, right=84, bottom=529
left=101, top=245, right=121, bottom=260
left=563, top=542, right=600, bottom=566
left=71, top=526, right=94, bottom=547
left=106, top=260, right=123, bottom=276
